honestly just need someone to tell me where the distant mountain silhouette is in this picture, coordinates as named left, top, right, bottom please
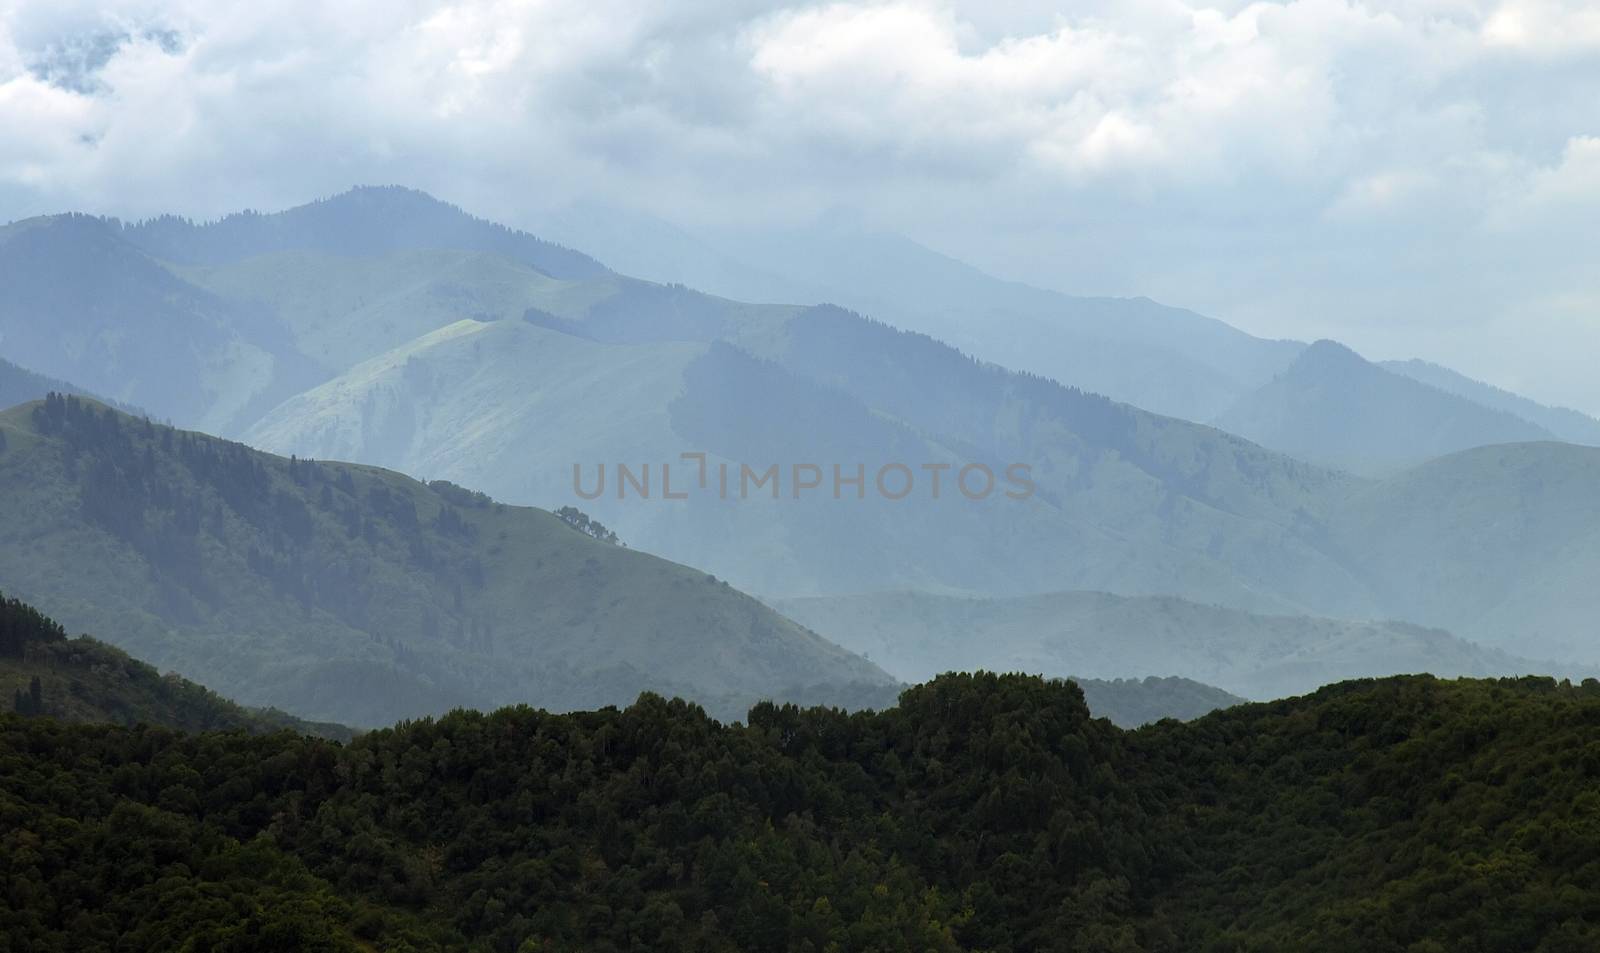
left=1216, top=339, right=1554, bottom=474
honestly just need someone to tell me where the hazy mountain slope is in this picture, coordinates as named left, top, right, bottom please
left=0, top=353, right=137, bottom=414
left=1216, top=340, right=1554, bottom=474
left=1382, top=357, right=1600, bottom=446
left=246, top=322, right=1105, bottom=600
left=772, top=590, right=1554, bottom=701
left=246, top=302, right=1371, bottom=613
left=538, top=203, right=1305, bottom=420
left=1330, top=441, right=1600, bottom=663
left=760, top=308, right=1369, bottom=610
left=175, top=245, right=798, bottom=380
left=0, top=396, right=890, bottom=726
left=173, top=248, right=572, bottom=373
left=120, top=185, right=608, bottom=280
left=23, top=190, right=1600, bottom=663
left=1067, top=675, right=1244, bottom=726
left=0, top=215, right=316, bottom=431
left=246, top=317, right=705, bottom=495
left=1, top=591, right=351, bottom=739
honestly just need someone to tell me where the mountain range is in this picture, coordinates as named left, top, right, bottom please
left=7, top=186, right=1600, bottom=674
left=772, top=589, right=1562, bottom=701
left=535, top=201, right=1307, bottom=422
left=0, top=395, right=890, bottom=726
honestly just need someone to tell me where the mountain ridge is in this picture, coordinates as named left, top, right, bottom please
left=0, top=394, right=891, bottom=725
left=1216, top=339, right=1555, bottom=475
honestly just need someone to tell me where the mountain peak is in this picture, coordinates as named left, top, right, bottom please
left=1297, top=338, right=1366, bottom=365
left=1217, top=337, right=1555, bottom=474
left=118, top=186, right=611, bottom=280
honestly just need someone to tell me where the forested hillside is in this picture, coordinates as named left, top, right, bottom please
left=1, top=591, right=349, bottom=739
left=3, top=672, right=1597, bottom=951
left=0, top=395, right=889, bottom=725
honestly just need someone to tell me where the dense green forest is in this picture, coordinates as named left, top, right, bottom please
left=4, top=662, right=1598, bottom=951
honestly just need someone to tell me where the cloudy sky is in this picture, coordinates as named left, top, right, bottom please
left=3, top=0, right=1600, bottom=411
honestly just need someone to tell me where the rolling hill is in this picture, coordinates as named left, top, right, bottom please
left=0, top=395, right=891, bottom=726
left=771, top=589, right=1555, bottom=701
left=1215, top=340, right=1555, bottom=475
left=1, top=591, right=350, bottom=739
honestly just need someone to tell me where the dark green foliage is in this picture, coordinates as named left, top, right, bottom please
left=4, top=673, right=1600, bottom=951
left=12, top=675, right=42, bottom=716
left=554, top=505, right=620, bottom=545
left=0, top=592, right=67, bottom=659
left=429, top=479, right=492, bottom=509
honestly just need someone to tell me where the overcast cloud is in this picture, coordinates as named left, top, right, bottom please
left=2, top=0, right=1599, bottom=411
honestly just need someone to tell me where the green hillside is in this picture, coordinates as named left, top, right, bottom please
left=0, top=591, right=349, bottom=739
left=4, top=672, right=1599, bottom=950
left=773, top=589, right=1556, bottom=700
left=0, top=395, right=890, bottom=726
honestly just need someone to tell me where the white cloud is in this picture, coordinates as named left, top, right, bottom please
left=1483, top=0, right=1600, bottom=56
left=0, top=0, right=1599, bottom=409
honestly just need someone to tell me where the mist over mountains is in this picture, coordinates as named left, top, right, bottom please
left=1216, top=339, right=1558, bottom=476
left=0, top=395, right=891, bottom=726
left=5, top=184, right=1600, bottom=697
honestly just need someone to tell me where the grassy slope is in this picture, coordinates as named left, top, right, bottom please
left=0, top=398, right=889, bottom=727
left=175, top=249, right=586, bottom=373
left=772, top=589, right=1563, bottom=701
